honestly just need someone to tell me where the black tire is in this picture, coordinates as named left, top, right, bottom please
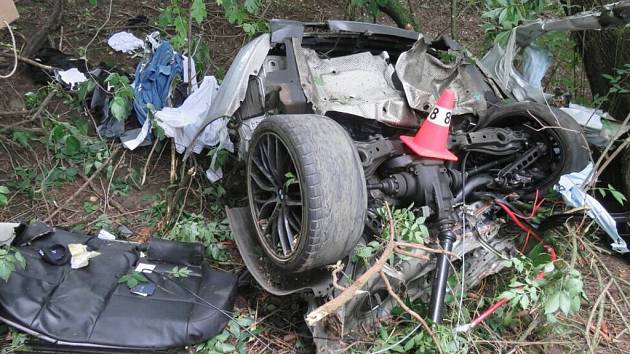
left=246, top=114, right=367, bottom=272
left=477, top=102, right=590, bottom=195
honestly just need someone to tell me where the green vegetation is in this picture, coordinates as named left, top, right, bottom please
left=0, top=247, right=25, bottom=282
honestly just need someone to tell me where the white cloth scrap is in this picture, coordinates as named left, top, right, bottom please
left=57, top=68, right=88, bottom=89
left=121, top=118, right=152, bottom=151
left=554, top=163, right=628, bottom=253
left=155, top=76, right=233, bottom=154
left=154, top=76, right=233, bottom=183
left=108, top=31, right=144, bottom=54
left=181, top=55, right=198, bottom=91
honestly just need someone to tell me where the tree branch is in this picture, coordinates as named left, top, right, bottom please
left=305, top=202, right=397, bottom=326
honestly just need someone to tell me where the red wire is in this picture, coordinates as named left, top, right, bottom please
left=495, top=201, right=544, bottom=243
left=466, top=199, right=557, bottom=329
left=519, top=191, right=544, bottom=253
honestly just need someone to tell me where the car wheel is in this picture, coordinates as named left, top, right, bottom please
left=477, top=102, right=590, bottom=195
left=246, top=114, right=367, bottom=272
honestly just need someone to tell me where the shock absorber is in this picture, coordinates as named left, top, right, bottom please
left=428, top=220, right=456, bottom=323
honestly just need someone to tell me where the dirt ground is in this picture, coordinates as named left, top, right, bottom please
left=0, top=0, right=629, bottom=353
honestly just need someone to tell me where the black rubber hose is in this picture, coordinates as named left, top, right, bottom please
left=454, top=174, right=493, bottom=203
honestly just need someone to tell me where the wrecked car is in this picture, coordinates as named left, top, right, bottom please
left=199, top=18, right=595, bottom=347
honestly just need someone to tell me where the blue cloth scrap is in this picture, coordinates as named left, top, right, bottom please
left=133, top=41, right=183, bottom=125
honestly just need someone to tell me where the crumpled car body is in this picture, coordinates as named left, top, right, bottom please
left=190, top=12, right=624, bottom=351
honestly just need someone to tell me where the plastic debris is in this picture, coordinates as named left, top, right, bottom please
left=68, top=243, right=101, bottom=269
left=554, top=163, right=629, bottom=253
left=0, top=223, right=20, bottom=246
left=107, top=31, right=144, bottom=54
left=97, top=229, right=116, bottom=241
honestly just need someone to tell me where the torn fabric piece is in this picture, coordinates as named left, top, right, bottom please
left=107, top=31, right=144, bottom=54
left=181, top=54, right=198, bottom=91
left=120, top=118, right=151, bottom=150
left=154, top=76, right=233, bottom=183
left=132, top=40, right=183, bottom=126
left=554, top=163, right=629, bottom=253
left=56, top=68, right=88, bottom=90
left=154, top=76, right=233, bottom=155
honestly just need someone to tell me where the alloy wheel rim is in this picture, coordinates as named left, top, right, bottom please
left=247, top=132, right=304, bottom=261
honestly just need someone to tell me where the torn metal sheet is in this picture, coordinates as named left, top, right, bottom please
left=270, top=19, right=305, bottom=43
left=327, top=20, right=421, bottom=40
left=296, top=47, right=418, bottom=128
left=513, top=1, right=630, bottom=47
left=480, top=34, right=547, bottom=103
left=189, top=34, right=271, bottom=156
left=237, top=115, right=265, bottom=161
left=396, top=40, right=488, bottom=115
left=480, top=1, right=630, bottom=108
left=559, top=103, right=627, bottom=146
left=554, top=163, right=629, bottom=253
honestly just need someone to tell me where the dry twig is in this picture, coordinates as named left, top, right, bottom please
left=44, top=147, right=120, bottom=223
left=305, top=203, right=397, bottom=326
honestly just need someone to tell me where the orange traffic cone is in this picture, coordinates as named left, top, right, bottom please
left=400, top=88, right=458, bottom=161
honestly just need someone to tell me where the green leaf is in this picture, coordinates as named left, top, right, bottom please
left=110, top=96, right=130, bottom=121
left=544, top=292, right=560, bottom=314
left=88, top=0, right=97, bottom=5
left=78, top=79, right=96, bottom=101
left=242, top=23, right=256, bottom=36
left=519, top=294, right=530, bottom=309
left=0, top=186, right=9, bottom=194
left=244, top=0, right=261, bottom=13
left=0, top=261, right=11, bottom=281
left=191, top=0, right=207, bottom=24
left=559, top=292, right=571, bottom=315
left=14, top=251, right=26, bottom=269
left=403, top=338, right=415, bottom=352
left=608, top=184, right=627, bottom=206
left=118, top=272, right=149, bottom=288
left=215, top=342, right=236, bottom=353
left=12, top=130, right=34, bottom=147
left=63, top=135, right=81, bottom=156
left=50, top=125, right=66, bottom=142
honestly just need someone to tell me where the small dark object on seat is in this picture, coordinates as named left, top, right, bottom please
left=38, top=244, right=69, bottom=266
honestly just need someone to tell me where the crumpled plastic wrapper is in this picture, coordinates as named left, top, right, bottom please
left=554, top=163, right=628, bottom=253
left=69, top=243, right=101, bottom=269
